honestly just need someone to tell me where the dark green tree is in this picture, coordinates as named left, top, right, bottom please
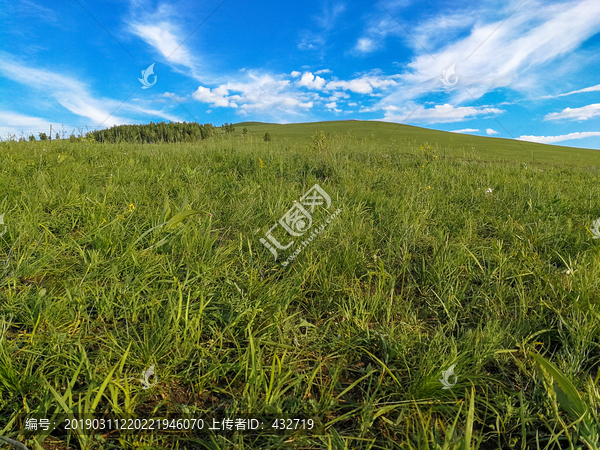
left=242, top=127, right=248, bottom=135
left=29, top=135, right=35, bottom=142
left=263, top=132, right=271, bottom=142
left=55, top=133, right=60, bottom=140
left=85, top=122, right=217, bottom=144
left=38, top=132, right=48, bottom=140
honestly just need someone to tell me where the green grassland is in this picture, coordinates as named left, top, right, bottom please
left=0, top=121, right=599, bottom=449
left=236, top=120, right=600, bottom=168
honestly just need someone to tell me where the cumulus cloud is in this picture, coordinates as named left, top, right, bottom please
left=297, top=72, right=326, bottom=90
left=192, top=86, right=238, bottom=108
left=486, top=128, right=499, bottom=135
left=192, top=72, right=315, bottom=117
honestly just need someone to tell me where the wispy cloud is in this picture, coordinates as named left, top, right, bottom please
left=0, top=111, right=52, bottom=139
left=380, top=104, right=504, bottom=124
left=355, top=38, right=377, bottom=54
left=126, top=2, right=206, bottom=79
left=326, top=75, right=398, bottom=94
left=368, top=0, right=600, bottom=124
left=0, top=54, right=131, bottom=126
left=129, top=21, right=196, bottom=70
left=543, top=84, right=600, bottom=99
left=125, top=105, right=182, bottom=122
left=517, top=131, right=600, bottom=144
left=0, top=53, right=180, bottom=127
left=297, top=2, right=346, bottom=51
left=450, top=128, right=479, bottom=133
left=544, top=103, right=600, bottom=121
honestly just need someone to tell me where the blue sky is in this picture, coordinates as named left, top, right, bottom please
left=1, top=0, right=600, bottom=149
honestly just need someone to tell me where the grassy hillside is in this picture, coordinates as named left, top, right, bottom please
left=235, top=120, right=600, bottom=168
left=0, top=130, right=599, bottom=449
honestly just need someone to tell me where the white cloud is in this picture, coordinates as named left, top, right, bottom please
left=486, top=128, right=499, bottom=135
left=451, top=128, right=479, bottom=133
left=159, top=92, right=187, bottom=102
left=0, top=111, right=49, bottom=126
left=126, top=106, right=182, bottom=123
left=291, top=71, right=301, bottom=77
left=328, top=91, right=349, bottom=101
left=126, top=3, right=207, bottom=79
left=297, top=72, right=326, bottom=90
left=0, top=111, right=53, bottom=139
left=382, top=103, right=504, bottom=124
left=314, top=69, right=332, bottom=74
left=355, top=38, right=376, bottom=53
left=517, top=131, right=600, bottom=144
left=348, top=102, right=357, bottom=106
left=192, top=86, right=237, bottom=108
left=366, top=0, right=600, bottom=121
left=297, top=38, right=320, bottom=51
left=545, top=103, right=600, bottom=121
left=314, top=3, right=346, bottom=31
left=0, top=54, right=131, bottom=126
left=297, top=3, right=346, bottom=51
left=192, top=71, right=315, bottom=117
left=129, top=21, right=196, bottom=71
left=546, top=84, right=600, bottom=98
left=17, top=0, right=58, bottom=22
left=326, top=75, right=397, bottom=94
left=325, top=102, right=337, bottom=109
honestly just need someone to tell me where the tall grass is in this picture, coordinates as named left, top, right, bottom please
left=0, top=131, right=599, bottom=449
